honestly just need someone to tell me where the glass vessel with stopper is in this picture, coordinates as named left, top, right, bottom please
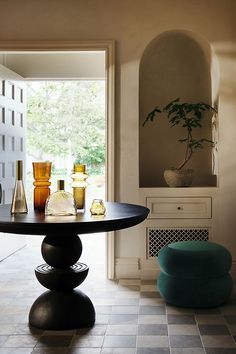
left=11, top=160, right=28, bottom=214
left=33, top=161, right=52, bottom=211
left=45, top=180, right=77, bottom=216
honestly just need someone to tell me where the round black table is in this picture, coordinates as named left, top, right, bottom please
left=0, top=202, right=149, bottom=330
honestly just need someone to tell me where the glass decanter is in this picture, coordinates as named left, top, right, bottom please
left=45, top=180, right=77, bottom=216
left=11, top=160, right=28, bottom=214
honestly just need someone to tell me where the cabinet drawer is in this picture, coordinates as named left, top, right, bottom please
left=147, top=197, right=212, bottom=219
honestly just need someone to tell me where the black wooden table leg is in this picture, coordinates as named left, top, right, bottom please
left=29, top=234, right=95, bottom=330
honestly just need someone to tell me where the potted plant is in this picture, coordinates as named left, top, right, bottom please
left=143, top=98, right=217, bottom=187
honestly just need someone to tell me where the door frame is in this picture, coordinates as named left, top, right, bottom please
left=0, top=40, right=116, bottom=279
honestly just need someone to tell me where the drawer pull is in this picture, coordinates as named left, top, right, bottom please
left=177, top=206, right=183, bottom=210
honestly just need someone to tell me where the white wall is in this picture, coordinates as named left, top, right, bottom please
left=0, top=0, right=236, bottom=276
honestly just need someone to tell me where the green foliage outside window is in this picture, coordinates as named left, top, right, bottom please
left=27, top=81, right=105, bottom=174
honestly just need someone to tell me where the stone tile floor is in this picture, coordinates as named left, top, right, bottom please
left=0, top=236, right=236, bottom=353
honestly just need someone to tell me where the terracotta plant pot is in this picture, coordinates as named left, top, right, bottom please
left=164, top=169, right=194, bottom=187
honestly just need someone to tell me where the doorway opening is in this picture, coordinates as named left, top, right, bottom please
left=0, top=42, right=115, bottom=278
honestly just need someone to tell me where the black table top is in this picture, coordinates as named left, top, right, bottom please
left=0, top=202, right=149, bottom=236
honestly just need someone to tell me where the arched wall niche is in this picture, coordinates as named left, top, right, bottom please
left=139, top=29, right=219, bottom=187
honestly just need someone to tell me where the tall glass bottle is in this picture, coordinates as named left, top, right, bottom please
left=70, top=164, right=88, bottom=209
left=11, top=160, right=28, bottom=214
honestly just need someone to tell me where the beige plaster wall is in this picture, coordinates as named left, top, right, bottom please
left=0, top=0, right=236, bottom=260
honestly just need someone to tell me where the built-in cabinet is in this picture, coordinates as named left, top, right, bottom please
left=139, top=187, right=218, bottom=278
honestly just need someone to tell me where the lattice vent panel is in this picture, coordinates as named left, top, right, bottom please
left=147, top=228, right=209, bottom=258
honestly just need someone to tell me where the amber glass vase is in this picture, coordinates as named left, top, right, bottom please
left=33, top=162, right=52, bottom=211
left=70, top=164, right=88, bottom=209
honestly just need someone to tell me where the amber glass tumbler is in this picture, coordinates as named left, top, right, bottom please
left=33, top=162, right=52, bottom=210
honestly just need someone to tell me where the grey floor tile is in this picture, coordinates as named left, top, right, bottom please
left=115, top=292, right=139, bottom=299
left=3, top=334, right=39, bottom=348
left=95, top=306, right=112, bottom=314
left=198, top=324, right=230, bottom=335
left=32, top=349, right=69, bottom=354
left=140, top=285, right=157, bottom=292
left=202, top=335, right=236, bottom=348
left=0, top=326, right=16, bottom=336
left=35, top=335, right=73, bottom=347
left=168, top=324, right=199, bottom=335
left=111, top=306, right=139, bottom=314
left=137, top=335, right=169, bottom=348
left=67, top=349, right=101, bottom=354
left=101, top=348, right=136, bottom=354
left=194, top=308, right=221, bottom=314
left=106, top=324, right=137, bottom=335
left=228, top=325, right=236, bottom=335
left=118, top=285, right=140, bottom=292
left=138, top=315, right=167, bottom=324
left=170, top=349, right=205, bottom=354
left=0, top=350, right=33, bottom=354
left=138, top=324, right=168, bottom=335
left=139, top=298, right=165, bottom=306
left=140, top=292, right=161, bottom=299
left=103, top=335, right=136, bottom=348
left=108, top=314, right=138, bottom=325
left=205, top=349, right=236, bottom=354
left=137, top=348, right=170, bottom=354
left=141, top=280, right=156, bottom=285
left=225, top=317, right=236, bottom=325
left=118, top=279, right=141, bottom=286
left=195, top=315, right=226, bottom=324
left=95, top=314, right=109, bottom=325
left=71, top=335, right=104, bottom=348
left=167, top=315, right=196, bottom=325
left=76, top=325, right=107, bottom=336
left=169, top=335, right=203, bottom=348
left=139, top=305, right=166, bottom=315
left=220, top=306, right=236, bottom=315
left=166, top=306, right=194, bottom=315
left=0, top=336, right=9, bottom=346
left=114, top=298, right=140, bottom=306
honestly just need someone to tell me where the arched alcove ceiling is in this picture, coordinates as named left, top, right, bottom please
left=139, top=29, right=219, bottom=188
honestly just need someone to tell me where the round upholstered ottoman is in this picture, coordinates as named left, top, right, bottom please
left=157, top=241, right=233, bottom=308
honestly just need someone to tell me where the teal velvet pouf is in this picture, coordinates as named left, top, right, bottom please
left=157, top=241, right=233, bottom=308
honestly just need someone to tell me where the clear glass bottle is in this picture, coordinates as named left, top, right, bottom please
left=11, top=160, right=28, bottom=214
left=90, top=199, right=106, bottom=215
left=45, top=180, right=77, bottom=216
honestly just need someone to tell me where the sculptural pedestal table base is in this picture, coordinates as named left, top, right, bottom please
left=29, top=234, right=95, bottom=330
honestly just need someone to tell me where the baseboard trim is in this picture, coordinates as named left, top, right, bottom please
left=115, top=257, right=159, bottom=279
left=115, top=257, right=236, bottom=281
left=115, top=257, right=139, bottom=279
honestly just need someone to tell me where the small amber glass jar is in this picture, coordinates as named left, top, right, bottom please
left=33, top=162, right=52, bottom=210
left=90, top=199, right=106, bottom=215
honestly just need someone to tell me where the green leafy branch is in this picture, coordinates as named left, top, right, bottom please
left=143, top=98, right=217, bottom=170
